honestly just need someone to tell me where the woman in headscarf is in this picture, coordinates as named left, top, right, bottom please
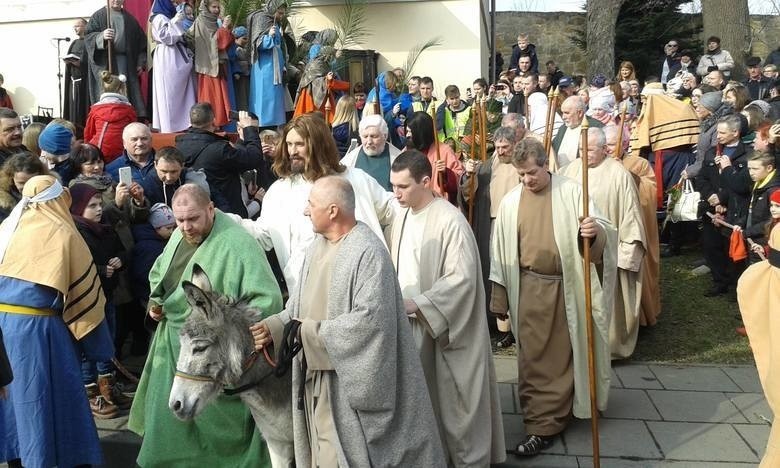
left=150, top=0, right=196, bottom=133
left=293, top=34, right=350, bottom=123
left=0, top=175, right=112, bottom=468
left=247, top=0, right=289, bottom=127
left=192, top=0, right=232, bottom=128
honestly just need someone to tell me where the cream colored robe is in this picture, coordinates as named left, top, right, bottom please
left=490, top=175, right=617, bottom=417
left=389, top=198, right=506, bottom=467
left=737, top=225, right=780, bottom=467
left=559, top=158, right=646, bottom=359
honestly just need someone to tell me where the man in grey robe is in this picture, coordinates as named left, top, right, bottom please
left=389, top=150, right=506, bottom=467
left=252, top=176, right=445, bottom=467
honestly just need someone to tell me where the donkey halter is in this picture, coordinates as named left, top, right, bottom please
left=174, top=347, right=277, bottom=387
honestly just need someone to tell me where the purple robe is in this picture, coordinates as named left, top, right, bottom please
left=150, top=14, right=196, bottom=132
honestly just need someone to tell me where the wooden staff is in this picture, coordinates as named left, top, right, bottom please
left=106, top=0, right=114, bottom=75
left=615, top=102, right=627, bottom=159
left=579, top=118, right=601, bottom=468
left=479, top=97, right=488, bottom=162
left=523, top=91, right=530, bottom=130
left=372, top=78, right=381, bottom=115
left=467, top=102, right=479, bottom=225
left=543, top=86, right=556, bottom=155
left=431, top=113, right=445, bottom=195
left=324, top=74, right=333, bottom=128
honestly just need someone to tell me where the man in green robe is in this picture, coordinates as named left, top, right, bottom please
left=128, top=184, right=283, bottom=467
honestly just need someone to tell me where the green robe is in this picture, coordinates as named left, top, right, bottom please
left=128, top=211, right=283, bottom=467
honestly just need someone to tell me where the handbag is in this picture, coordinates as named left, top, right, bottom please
left=668, top=179, right=700, bottom=222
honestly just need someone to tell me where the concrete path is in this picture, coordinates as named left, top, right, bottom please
left=4, top=357, right=770, bottom=467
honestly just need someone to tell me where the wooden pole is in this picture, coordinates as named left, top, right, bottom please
left=372, top=78, right=381, bottom=115
left=579, top=118, right=601, bottom=468
left=106, top=0, right=114, bottom=75
left=479, top=97, right=488, bottom=162
left=431, top=113, right=445, bottom=196
left=467, top=102, right=479, bottom=225
left=545, top=87, right=559, bottom=173
left=615, top=103, right=627, bottom=159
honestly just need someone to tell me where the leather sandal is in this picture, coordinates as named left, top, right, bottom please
left=514, top=434, right=554, bottom=456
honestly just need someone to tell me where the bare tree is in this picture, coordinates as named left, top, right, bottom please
left=586, top=0, right=625, bottom=78
left=701, top=0, right=751, bottom=80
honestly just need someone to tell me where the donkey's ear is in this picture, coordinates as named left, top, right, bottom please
left=190, top=264, right=212, bottom=293
left=182, top=281, right=213, bottom=319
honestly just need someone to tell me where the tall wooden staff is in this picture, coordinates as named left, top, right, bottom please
left=579, top=118, right=601, bottom=468
left=372, top=78, right=381, bottom=115
left=523, top=91, right=530, bottom=130
left=614, top=102, right=627, bottom=159
left=479, top=97, right=488, bottom=163
left=543, top=86, right=559, bottom=172
left=106, top=0, right=114, bottom=75
left=467, top=102, right=479, bottom=225
left=431, top=113, right=445, bottom=194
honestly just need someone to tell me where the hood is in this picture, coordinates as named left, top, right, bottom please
left=89, top=101, right=135, bottom=121
left=131, top=221, right=165, bottom=243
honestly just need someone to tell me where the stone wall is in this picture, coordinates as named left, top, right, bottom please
left=495, top=11, right=780, bottom=77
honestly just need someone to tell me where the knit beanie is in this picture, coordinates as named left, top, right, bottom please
left=699, top=91, right=723, bottom=113
left=68, top=183, right=100, bottom=216
left=149, top=203, right=176, bottom=229
left=38, top=124, right=73, bottom=156
left=232, top=26, right=248, bottom=38
left=746, top=100, right=771, bottom=117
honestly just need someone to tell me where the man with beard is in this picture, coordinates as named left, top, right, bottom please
left=84, top=0, right=147, bottom=120
left=697, top=36, right=734, bottom=80
left=228, top=113, right=396, bottom=293
left=63, top=18, right=89, bottom=130
left=340, top=114, right=402, bottom=191
left=0, top=108, right=24, bottom=165
left=552, top=96, right=601, bottom=167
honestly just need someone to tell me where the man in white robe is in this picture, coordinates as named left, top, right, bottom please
left=227, top=113, right=397, bottom=292
left=388, top=150, right=506, bottom=467
left=252, top=176, right=446, bottom=467
left=490, top=137, right=617, bottom=456
left=551, top=96, right=604, bottom=167
left=559, top=127, right=646, bottom=359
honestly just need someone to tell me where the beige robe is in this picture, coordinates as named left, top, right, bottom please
left=390, top=198, right=506, bottom=466
left=490, top=175, right=617, bottom=418
left=559, top=158, right=646, bottom=359
left=623, top=155, right=662, bottom=326
left=737, top=225, right=780, bottom=467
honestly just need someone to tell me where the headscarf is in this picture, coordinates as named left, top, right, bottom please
left=176, top=3, right=194, bottom=31
left=150, top=0, right=176, bottom=20
left=297, top=53, right=333, bottom=108
left=0, top=175, right=106, bottom=339
left=247, top=0, right=286, bottom=64
left=308, top=29, right=338, bottom=60
left=192, top=0, right=220, bottom=77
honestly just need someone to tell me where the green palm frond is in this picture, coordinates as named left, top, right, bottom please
left=335, top=0, right=370, bottom=49
left=402, top=37, right=443, bottom=78
left=222, top=0, right=263, bottom=26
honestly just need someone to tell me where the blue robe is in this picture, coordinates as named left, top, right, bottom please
left=249, top=33, right=286, bottom=127
left=0, top=277, right=112, bottom=467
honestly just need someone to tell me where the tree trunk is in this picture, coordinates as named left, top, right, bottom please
left=701, top=0, right=750, bottom=81
left=586, top=0, right=625, bottom=78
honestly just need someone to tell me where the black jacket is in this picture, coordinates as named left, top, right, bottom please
left=75, top=221, right=127, bottom=298
left=510, top=43, right=539, bottom=74
left=743, top=77, right=773, bottom=101
left=176, top=127, right=263, bottom=217
left=745, top=172, right=780, bottom=241
left=695, top=142, right=751, bottom=228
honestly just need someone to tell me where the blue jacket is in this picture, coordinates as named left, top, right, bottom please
left=105, top=150, right=158, bottom=196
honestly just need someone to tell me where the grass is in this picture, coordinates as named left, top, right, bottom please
left=631, top=248, right=753, bottom=364
left=493, top=248, right=755, bottom=365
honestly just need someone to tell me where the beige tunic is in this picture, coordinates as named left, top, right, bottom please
left=560, top=158, right=646, bottom=359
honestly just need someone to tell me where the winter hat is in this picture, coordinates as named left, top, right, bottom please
left=699, top=91, right=723, bottom=113
left=149, top=203, right=176, bottom=229
left=746, top=100, right=771, bottom=117
left=770, top=189, right=780, bottom=205
left=591, top=74, right=606, bottom=89
left=38, top=124, right=73, bottom=156
left=68, top=183, right=99, bottom=216
left=558, top=76, right=573, bottom=88
left=232, top=26, right=248, bottom=38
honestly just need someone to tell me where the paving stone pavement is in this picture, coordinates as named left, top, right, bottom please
left=3, top=356, right=771, bottom=467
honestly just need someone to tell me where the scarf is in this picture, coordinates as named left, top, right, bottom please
left=0, top=176, right=105, bottom=339
left=150, top=0, right=176, bottom=20
left=192, top=0, right=220, bottom=76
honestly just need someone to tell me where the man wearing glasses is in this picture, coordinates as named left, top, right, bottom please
left=660, top=40, right=681, bottom=86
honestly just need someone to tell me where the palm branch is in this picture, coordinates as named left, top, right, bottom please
left=401, top=37, right=443, bottom=79
left=335, top=0, right=370, bottom=49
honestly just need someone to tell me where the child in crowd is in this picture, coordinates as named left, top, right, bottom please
left=193, top=0, right=232, bottom=128
left=353, top=82, right=367, bottom=119
left=176, top=2, right=195, bottom=31
left=84, top=71, right=136, bottom=163
left=231, top=26, right=251, bottom=111
left=21, top=122, right=44, bottom=157
left=69, top=183, right=133, bottom=419
left=743, top=152, right=780, bottom=262
left=436, top=84, right=471, bottom=152
left=131, top=203, right=175, bottom=314
left=331, top=95, right=359, bottom=157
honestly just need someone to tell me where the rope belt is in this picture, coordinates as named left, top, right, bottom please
left=519, top=268, right=563, bottom=281
left=0, top=304, right=57, bottom=316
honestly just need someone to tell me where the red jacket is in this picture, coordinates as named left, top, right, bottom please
left=85, top=99, right=136, bottom=163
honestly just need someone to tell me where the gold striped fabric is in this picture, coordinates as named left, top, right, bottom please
left=629, top=94, right=699, bottom=157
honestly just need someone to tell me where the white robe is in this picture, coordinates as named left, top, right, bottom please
left=228, top=167, right=398, bottom=292
left=490, top=175, right=617, bottom=417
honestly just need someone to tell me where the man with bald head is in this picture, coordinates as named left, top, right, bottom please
left=559, top=127, right=646, bottom=359
left=551, top=96, right=603, bottom=167
left=251, top=175, right=445, bottom=467
left=128, top=183, right=283, bottom=466
left=106, top=122, right=158, bottom=194
left=341, top=114, right=402, bottom=191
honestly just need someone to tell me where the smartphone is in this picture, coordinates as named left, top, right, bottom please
left=118, top=166, right=132, bottom=186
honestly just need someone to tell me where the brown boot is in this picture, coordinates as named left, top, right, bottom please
left=85, top=383, right=119, bottom=419
left=98, top=373, right=134, bottom=410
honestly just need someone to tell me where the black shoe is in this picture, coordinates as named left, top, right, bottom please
left=495, top=332, right=516, bottom=348
left=514, top=434, right=554, bottom=457
left=704, top=286, right=728, bottom=297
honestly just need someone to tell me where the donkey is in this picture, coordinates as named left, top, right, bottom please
left=168, top=265, right=294, bottom=468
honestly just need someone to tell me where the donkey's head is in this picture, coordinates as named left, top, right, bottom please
left=169, top=264, right=254, bottom=420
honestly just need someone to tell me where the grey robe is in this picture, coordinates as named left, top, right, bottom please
left=390, top=198, right=506, bottom=466
left=266, top=222, right=445, bottom=468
